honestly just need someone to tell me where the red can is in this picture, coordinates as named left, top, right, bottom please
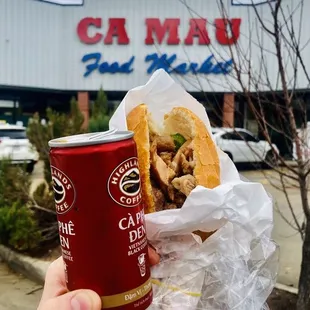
left=48, top=130, right=153, bottom=310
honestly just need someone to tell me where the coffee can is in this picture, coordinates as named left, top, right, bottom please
left=48, top=129, right=153, bottom=310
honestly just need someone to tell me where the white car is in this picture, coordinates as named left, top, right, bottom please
left=293, top=124, right=310, bottom=161
left=211, top=127, right=279, bottom=165
left=0, top=123, right=39, bottom=173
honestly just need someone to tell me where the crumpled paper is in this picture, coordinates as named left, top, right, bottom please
left=109, top=69, right=278, bottom=310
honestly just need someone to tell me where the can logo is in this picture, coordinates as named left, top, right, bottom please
left=51, top=166, right=76, bottom=214
left=137, top=253, right=147, bottom=277
left=107, top=157, right=142, bottom=207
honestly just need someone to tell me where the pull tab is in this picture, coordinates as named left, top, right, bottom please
left=88, top=128, right=118, bottom=140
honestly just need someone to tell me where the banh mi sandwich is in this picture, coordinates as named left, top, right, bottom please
left=126, top=104, right=220, bottom=214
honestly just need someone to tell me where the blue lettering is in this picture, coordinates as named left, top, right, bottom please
left=120, top=56, right=134, bottom=73
left=198, top=55, right=214, bottom=73
left=81, top=52, right=232, bottom=77
left=99, top=61, right=110, bottom=74
left=82, top=53, right=135, bottom=76
left=145, top=53, right=177, bottom=74
left=145, top=53, right=232, bottom=76
left=173, top=63, right=189, bottom=74
left=189, top=63, right=199, bottom=74
left=82, top=53, right=101, bottom=77
left=221, top=59, right=233, bottom=74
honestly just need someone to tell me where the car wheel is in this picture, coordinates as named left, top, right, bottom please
left=224, top=151, right=233, bottom=162
left=26, top=162, right=35, bottom=173
left=264, top=150, right=278, bottom=168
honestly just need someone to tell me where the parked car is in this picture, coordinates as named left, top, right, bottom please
left=0, top=123, right=39, bottom=173
left=211, top=127, right=279, bottom=165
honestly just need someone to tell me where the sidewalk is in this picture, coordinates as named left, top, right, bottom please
left=242, top=169, right=302, bottom=288
left=0, top=245, right=50, bottom=285
left=0, top=259, right=42, bottom=310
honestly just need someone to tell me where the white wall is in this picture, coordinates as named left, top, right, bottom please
left=0, top=0, right=308, bottom=92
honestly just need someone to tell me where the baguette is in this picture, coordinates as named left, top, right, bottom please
left=127, top=104, right=220, bottom=216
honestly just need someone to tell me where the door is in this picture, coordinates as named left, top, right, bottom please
left=217, top=132, right=246, bottom=162
left=237, top=130, right=266, bottom=162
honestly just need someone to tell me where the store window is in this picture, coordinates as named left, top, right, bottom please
left=0, top=100, right=17, bottom=124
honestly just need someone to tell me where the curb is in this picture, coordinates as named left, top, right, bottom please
left=0, top=245, right=50, bottom=285
left=282, top=161, right=298, bottom=168
left=275, top=283, right=298, bottom=295
left=0, top=245, right=299, bottom=296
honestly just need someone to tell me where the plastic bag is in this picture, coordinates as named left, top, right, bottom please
left=109, top=69, right=278, bottom=310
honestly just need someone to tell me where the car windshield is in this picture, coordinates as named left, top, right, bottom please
left=0, top=129, right=27, bottom=139
left=237, top=131, right=258, bottom=142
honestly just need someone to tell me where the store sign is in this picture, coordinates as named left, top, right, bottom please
left=77, top=18, right=242, bottom=77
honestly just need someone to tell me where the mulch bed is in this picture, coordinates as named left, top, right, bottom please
left=267, top=288, right=297, bottom=309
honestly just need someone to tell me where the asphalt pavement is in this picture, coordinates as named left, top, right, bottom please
left=0, top=258, right=42, bottom=310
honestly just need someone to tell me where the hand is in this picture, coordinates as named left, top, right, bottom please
left=38, top=246, right=159, bottom=310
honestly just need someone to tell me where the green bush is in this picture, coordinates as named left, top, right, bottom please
left=27, top=97, right=85, bottom=188
left=32, top=182, right=55, bottom=211
left=0, top=160, right=30, bottom=207
left=88, top=87, right=115, bottom=132
left=0, top=202, right=42, bottom=251
left=0, top=161, right=42, bottom=251
left=0, top=97, right=86, bottom=253
left=89, top=113, right=111, bottom=132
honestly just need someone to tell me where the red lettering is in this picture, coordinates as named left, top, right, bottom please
left=184, top=19, right=210, bottom=45
left=77, top=17, right=102, bottom=44
left=215, top=18, right=241, bottom=45
left=104, top=18, right=129, bottom=45
left=145, top=18, right=180, bottom=45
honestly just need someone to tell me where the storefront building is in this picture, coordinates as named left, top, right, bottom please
left=1, top=0, right=309, bottom=150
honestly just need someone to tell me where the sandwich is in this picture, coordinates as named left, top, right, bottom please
left=126, top=104, right=220, bottom=215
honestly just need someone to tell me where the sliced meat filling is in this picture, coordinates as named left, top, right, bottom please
left=172, top=175, right=196, bottom=197
left=150, top=134, right=196, bottom=210
left=151, top=183, right=165, bottom=212
left=159, top=152, right=174, bottom=166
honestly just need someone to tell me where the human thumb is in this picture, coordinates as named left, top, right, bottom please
left=39, top=289, right=101, bottom=310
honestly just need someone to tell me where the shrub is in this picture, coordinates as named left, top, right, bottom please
left=0, top=97, right=85, bottom=253
left=32, top=182, right=55, bottom=211
left=0, top=160, right=30, bottom=207
left=23, top=97, right=86, bottom=250
left=0, top=161, right=42, bottom=251
left=0, top=202, right=42, bottom=251
left=27, top=97, right=85, bottom=189
left=88, top=87, right=115, bottom=132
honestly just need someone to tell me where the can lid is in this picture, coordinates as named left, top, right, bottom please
left=48, top=129, right=134, bottom=148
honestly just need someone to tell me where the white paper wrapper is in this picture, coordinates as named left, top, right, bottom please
left=109, top=69, right=278, bottom=310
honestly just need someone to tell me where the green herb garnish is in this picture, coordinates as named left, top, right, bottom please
left=171, top=133, right=186, bottom=151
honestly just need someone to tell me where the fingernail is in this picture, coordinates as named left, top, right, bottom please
left=71, top=292, right=93, bottom=310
